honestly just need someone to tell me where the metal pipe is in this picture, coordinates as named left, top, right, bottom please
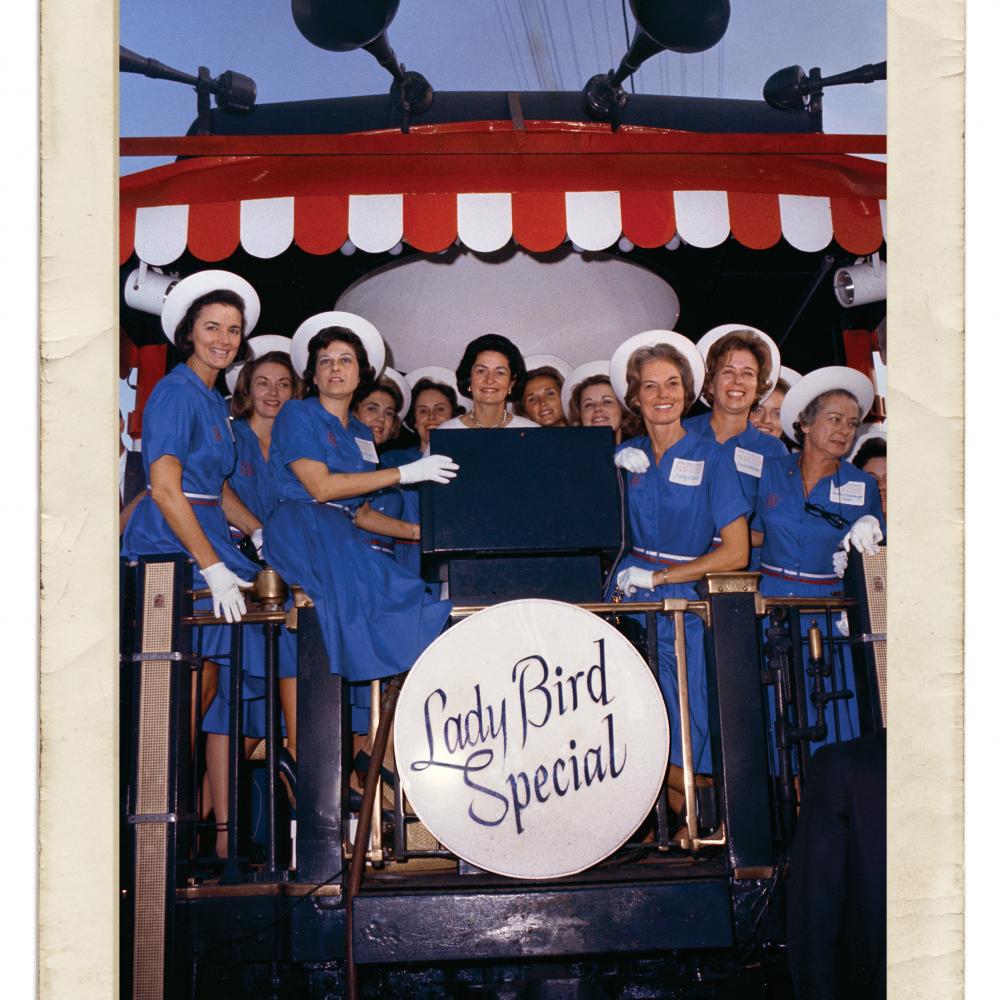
left=345, top=673, right=405, bottom=1000
left=645, top=611, right=670, bottom=850
left=673, top=610, right=698, bottom=849
left=221, top=625, right=243, bottom=884
left=263, top=622, right=279, bottom=878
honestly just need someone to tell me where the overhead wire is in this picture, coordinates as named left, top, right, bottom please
left=601, top=0, right=615, bottom=74
left=494, top=0, right=528, bottom=91
left=560, top=0, right=584, bottom=86
left=536, top=0, right=566, bottom=90
left=515, top=0, right=545, bottom=89
left=586, top=0, right=604, bottom=70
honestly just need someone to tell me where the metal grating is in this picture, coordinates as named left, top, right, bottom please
left=132, top=561, right=176, bottom=999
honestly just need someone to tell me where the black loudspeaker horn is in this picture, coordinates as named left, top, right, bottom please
left=585, top=0, right=731, bottom=124
left=290, top=0, right=432, bottom=122
left=290, top=0, right=400, bottom=52
left=629, top=0, right=732, bottom=55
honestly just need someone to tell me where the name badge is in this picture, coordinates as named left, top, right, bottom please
left=734, top=447, right=763, bottom=478
left=355, top=437, right=379, bottom=463
left=669, top=458, right=704, bottom=487
left=830, top=480, right=866, bottom=506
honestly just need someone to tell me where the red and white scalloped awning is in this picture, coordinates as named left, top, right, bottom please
left=120, top=125, right=886, bottom=264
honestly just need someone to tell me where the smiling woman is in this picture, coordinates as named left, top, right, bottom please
left=438, top=334, right=539, bottom=431
left=120, top=270, right=269, bottom=855
left=605, top=331, right=749, bottom=831
left=261, top=313, right=459, bottom=765
left=755, top=366, right=885, bottom=749
left=517, top=366, right=568, bottom=427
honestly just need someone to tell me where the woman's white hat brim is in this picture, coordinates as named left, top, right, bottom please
left=610, top=331, right=705, bottom=413
left=290, top=311, right=385, bottom=380
left=161, top=270, right=261, bottom=345
left=561, top=360, right=611, bottom=419
left=404, top=365, right=473, bottom=409
left=379, top=366, right=412, bottom=421
left=523, top=354, right=573, bottom=382
left=780, top=366, right=876, bottom=441
left=779, top=365, right=802, bottom=387
left=224, top=334, right=294, bottom=394
left=848, top=424, right=887, bottom=462
left=696, top=324, right=782, bottom=406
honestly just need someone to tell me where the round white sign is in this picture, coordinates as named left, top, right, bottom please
left=394, top=599, right=669, bottom=879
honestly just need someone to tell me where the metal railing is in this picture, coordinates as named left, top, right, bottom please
left=123, top=562, right=878, bottom=887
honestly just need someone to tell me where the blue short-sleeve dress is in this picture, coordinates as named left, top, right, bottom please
left=684, top=412, right=788, bottom=569
left=220, top=418, right=299, bottom=733
left=757, top=454, right=886, bottom=749
left=263, top=398, right=452, bottom=686
left=121, top=363, right=264, bottom=736
left=608, top=431, right=750, bottom=772
left=380, top=446, right=425, bottom=581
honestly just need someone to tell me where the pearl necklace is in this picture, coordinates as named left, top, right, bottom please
left=469, top=409, right=511, bottom=429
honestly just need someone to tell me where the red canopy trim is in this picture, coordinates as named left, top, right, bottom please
left=120, top=126, right=885, bottom=263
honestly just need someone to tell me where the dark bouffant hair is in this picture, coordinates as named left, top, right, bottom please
left=303, top=327, right=376, bottom=406
left=173, top=289, right=253, bottom=364
left=454, top=334, right=527, bottom=398
left=852, top=435, right=887, bottom=470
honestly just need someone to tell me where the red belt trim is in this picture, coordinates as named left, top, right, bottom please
left=632, top=551, right=686, bottom=567
left=760, top=566, right=838, bottom=585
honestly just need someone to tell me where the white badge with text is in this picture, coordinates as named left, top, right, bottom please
left=394, top=600, right=669, bottom=879
left=355, top=436, right=379, bottom=463
left=829, top=480, right=866, bottom=506
left=668, top=457, right=704, bottom=487
left=733, top=447, right=764, bottom=478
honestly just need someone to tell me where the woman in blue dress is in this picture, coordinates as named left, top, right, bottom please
left=380, top=370, right=465, bottom=584
left=122, top=269, right=266, bottom=857
left=349, top=367, right=412, bottom=742
left=562, top=360, right=638, bottom=446
left=224, top=336, right=303, bottom=772
left=263, top=312, right=459, bottom=771
left=757, top=366, right=885, bottom=755
left=685, top=325, right=788, bottom=570
left=607, top=331, right=750, bottom=832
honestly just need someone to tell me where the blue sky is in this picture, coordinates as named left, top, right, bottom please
left=121, top=1, right=885, bottom=173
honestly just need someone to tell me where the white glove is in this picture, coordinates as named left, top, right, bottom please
left=834, top=611, right=850, bottom=637
left=614, top=447, right=650, bottom=474
left=398, top=453, right=459, bottom=486
left=202, top=561, right=254, bottom=623
left=616, top=566, right=656, bottom=597
left=841, top=514, right=883, bottom=556
left=250, top=528, right=264, bottom=558
left=832, top=549, right=848, bottom=579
